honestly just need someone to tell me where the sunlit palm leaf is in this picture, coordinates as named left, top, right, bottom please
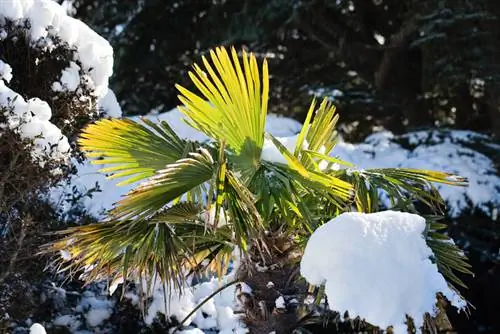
left=264, top=133, right=354, bottom=205
left=111, top=148, right=215, bottom=220
left=79, top=118, right=195, bottom=185
left=176, top=47, right=269, bottom=168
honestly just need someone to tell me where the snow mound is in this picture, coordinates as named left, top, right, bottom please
left=300, top=211, right=466, bottom=332
left=133, top=270, right=249, bottom=332
left=0, top=59, right=12, bottom=82
left=0, top=0, right=113, bottom=98
left=0, top=79, right=70, bottom=166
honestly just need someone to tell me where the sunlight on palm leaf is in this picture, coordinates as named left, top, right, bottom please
left=79, top=117, right=195, bottom=185
left=176, top=47, right=269, bottom=169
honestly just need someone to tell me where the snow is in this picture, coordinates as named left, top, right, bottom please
left=0, top=80, right=71, bottom=165
left=98, top=88, right=123, bottom=118
left=133, top=273, right=249, bottom=332
left=0, top=0, right=114, bottom=98
left=300, top=211, right=466, bottom=332
left=275, top=296, right=285, bottom=309
left=0, top=0, right=116, bottom=170
left=261, top=134, right=301, bottom=165
left=85, top=308, right=112, bottom=328
left=52, top=61, right=81, bottom=92
left=53, top=315, right=81, bottom=332
left=29, top=323, right=47, bottom=334
left=76, top=292, right=115, bottom=328
left=0, top=60, right=12, bottom=83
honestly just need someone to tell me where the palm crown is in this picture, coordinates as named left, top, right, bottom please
left=46, top=47, right=471, bottom=300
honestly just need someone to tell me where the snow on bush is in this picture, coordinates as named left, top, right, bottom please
left=0, top=0, right=120, bottom=167
left=300, top=211, right=466, bottom=332
left=0, top=0, right=121, bottom=208
left=0, top=0, right=113, bottom=97
left=0, top=80, right=70, bottom=165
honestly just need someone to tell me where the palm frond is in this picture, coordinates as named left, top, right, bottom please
left=425, top=216, right=473, bottom=289
left=44, top=203, right=235, bottom=293
left=78, top=117, right=196, bottom=185
left=303, top=98, right=340, bottom=156
left=293, top=98, right=347, bottom=171
left=264, top=133, right=354, bottom=205
left=225, top=170, right=263, bottom=251
left=335, top=168, right=467, bottom=214
left=176, top=47, right=269, bottom=169
left=111, top=148, right=215, bottom=220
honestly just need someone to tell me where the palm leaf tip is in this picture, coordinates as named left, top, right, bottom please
left=175, top=46, right=269, bottom=163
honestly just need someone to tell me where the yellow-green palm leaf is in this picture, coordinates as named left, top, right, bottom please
left=176, top=47, right=269, bottom=169
left=79, top=117, right=194, bottom=186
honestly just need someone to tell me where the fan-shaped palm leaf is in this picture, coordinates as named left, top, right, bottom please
left=176, top=47, right=269, bottom=169
left=79, top=117, right=196, bottom=185
left=111, top=148, right=216, bottom=220
left=45, top=202, right=235, bottom=292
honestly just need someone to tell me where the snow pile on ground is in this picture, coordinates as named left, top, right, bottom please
left=47, top=266, right=249, bottom=333
left=133, top=274, right=249, bottom=333
left=300, top=211, right=466, bottom=332
left=0, top=79, right=71, bottom=166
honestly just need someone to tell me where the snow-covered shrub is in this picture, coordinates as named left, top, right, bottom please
left=0, top=0, right=117, bottom=214
left=0, top=0, right=120, bottom=328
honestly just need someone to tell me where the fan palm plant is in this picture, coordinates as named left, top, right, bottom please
left=45, top=47, right=471, bottom=333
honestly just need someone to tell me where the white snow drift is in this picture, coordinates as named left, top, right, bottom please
left=301, top=211, right=466, bottom=332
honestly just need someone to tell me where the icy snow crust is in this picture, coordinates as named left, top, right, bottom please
left=301, top=211, right=466, bottom=332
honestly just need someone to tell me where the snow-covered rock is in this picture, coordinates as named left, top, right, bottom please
left=300, top=210, right=466, bottom=332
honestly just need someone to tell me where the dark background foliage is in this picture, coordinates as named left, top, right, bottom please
left=66, top=0, right=500, bottom=142
left=0, top=0, right=492, bottom=332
